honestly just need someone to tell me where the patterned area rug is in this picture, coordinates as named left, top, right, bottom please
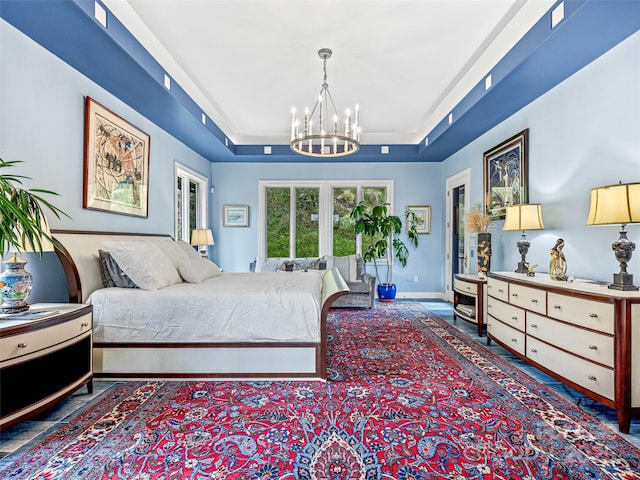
left=2, top=303, right=638, bottom=479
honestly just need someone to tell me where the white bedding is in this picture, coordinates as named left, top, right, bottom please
left=87, top=270, right=325, bottom=343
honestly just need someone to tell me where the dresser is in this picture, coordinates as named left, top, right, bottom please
left=0, top=304, right=93, bottom=430
left=486, top=272, right=640, bottom=433
left=453, top=273, right=487, bottom=336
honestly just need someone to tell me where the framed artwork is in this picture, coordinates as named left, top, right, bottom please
left=406, top=205, right=430, bottom=234
left=223, top=205, right=249, bottom=227
left=483, top=129, right=528, bottom=218
left=83, top=97, right=150, bottom=217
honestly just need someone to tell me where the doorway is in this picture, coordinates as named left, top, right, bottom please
left=445, top=169, right=470, bottom=302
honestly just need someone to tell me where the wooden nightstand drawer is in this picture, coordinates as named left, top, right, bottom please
left=487, top=278, right=509, bottom=302
left=509, top=283, right=546, bottom=314
left=0, top=312, right=92, bottom=363
left=547, top=293, right=614, bottom=334
left=527, top=312, right=613, bottom=367
left=454, top=279, right=476, bottom=296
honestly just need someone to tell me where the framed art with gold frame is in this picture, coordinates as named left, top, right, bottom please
left=406, top=205, right=430, bottom=234
left=83, top=97, right=150, bottom=217
left=483, top=129, right=528, bottom=219
left=223, top=205, right=249, bottom=227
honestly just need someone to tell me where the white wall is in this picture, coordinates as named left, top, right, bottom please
left=442, top=29, right=640, bottom=283
left=0, top=20, right=211, bottom=302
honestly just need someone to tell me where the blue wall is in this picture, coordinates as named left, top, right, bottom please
left=441, top=29, right=640, bottom=283
left=0, top=20, right=211, bottom=302
left=2, top=18, right=639, bottom=303
left=210, top=162, right=444, bottom=294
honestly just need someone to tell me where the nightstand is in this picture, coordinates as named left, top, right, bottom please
left=453, top=273, right=487, bottom=336
left=0, top=303, right=93, bottom=430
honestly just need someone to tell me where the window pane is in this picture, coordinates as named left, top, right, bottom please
left=189, top=181, right=198, bottom=235
left=295, top=188, right=319, bottom=257
left=362, top=187, right=386, bottom=207
left=266, top=187, right=290, bottom=257
left=361, top=187, right=387, bottom=257
left=176, top=177, right=183, bottom=240
left=333, top=187, right=356, bottom=256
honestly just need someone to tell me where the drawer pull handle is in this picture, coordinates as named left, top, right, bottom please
left=498, top=289, right=504, bottom=293
left=511, top=293, right=518, bottom=297
left=81, top=322, right=89, bottom=328
left=511, top=338, right=518, bottom=343
left=554, top=305, right=561, bottom=309
left=588, top=345, right=598, bottom=350
left=531, top=299, right=538, bottom=303
left=512, top=316, right=518, bottom=321
left=530, top=324, right=538, bottom=328
left=17, top=343, right=27, bottom=348
left=588, top=375, right=597, bottom=381
left=589, top=313, right=598, bottom=318
left=530, top=348, right=538, bottom=353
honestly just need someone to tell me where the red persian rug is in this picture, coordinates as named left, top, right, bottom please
left=2, top=303, right=638, bottom=479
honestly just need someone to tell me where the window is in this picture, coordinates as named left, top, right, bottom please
left=259, top=180, right=392, bottom=258
left=175, top=164, right=208, bottom=242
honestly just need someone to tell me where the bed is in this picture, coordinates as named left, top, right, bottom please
left=52, top=230, right=349, bottom=380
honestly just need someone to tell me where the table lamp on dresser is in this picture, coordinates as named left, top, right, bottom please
left=503, top=203, right=545, bottom=274
left=586, top=181, right=640, bottom=291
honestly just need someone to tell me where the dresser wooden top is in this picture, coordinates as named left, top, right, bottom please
left=488, top=272, right=640, bottom=301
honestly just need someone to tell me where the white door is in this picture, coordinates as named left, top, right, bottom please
left=445, top=169, right=470, bottom=302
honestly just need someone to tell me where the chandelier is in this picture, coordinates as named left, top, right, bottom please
left=290, top=48, right=360, bottom=158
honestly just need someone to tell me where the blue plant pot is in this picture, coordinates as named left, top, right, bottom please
left=377, top=283, right=396, bottom=303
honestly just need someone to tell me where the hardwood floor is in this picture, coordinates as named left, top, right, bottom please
left=1, top=300, right=638, bottom=465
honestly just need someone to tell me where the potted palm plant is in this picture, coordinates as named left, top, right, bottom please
left=0, top=159, right=67, bottom=312
left=350, top=201, right=419, bottom=302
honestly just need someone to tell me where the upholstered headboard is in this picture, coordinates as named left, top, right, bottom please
left=52, top=230, right=173, bottom=303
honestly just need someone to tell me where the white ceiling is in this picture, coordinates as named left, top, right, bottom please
left=103, top=0, right=554, bottom=147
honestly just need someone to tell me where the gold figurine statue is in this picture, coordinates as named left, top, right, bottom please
left=550, top=238, right=568, bottom=281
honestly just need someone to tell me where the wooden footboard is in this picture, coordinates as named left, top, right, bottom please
left=52, top=230, right=349, bottom=380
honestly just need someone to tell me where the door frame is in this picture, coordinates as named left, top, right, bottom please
left=445, top=169, right=471, bottom=302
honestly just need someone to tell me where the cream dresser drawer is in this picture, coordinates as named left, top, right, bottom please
left=487, top=297, right=525, bottom=332
left=509, top=283, right=546, bottom=315
left=487, top=278, right=509, bottom=302
left=527, top=313, right=613, bottom=367
left=527, top=337, right=614, bottom=400
left=454, top=279, right=476, bottom=296
left=0, top=312, right=92, bottom=363
left=488, top=318, right=525, bottom=356
left=547, top=293, right=614, bottom=334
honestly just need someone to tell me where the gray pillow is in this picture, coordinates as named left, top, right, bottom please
left=98, top=250, right=138, bottom=289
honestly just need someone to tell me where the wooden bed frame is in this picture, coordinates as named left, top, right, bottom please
left=52, top=230, right=349, bottom=380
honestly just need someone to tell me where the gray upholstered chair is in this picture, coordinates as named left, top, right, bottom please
left=327, top=255, right=376, bottom=309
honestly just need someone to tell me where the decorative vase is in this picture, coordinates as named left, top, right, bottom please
left=477, top=233, right=492, bottom=274
left=377, top=283, right=397, bottom=303
left=0, top=254, right=33, bottom=313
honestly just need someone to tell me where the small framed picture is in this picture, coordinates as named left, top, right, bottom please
left=406, top=205, right=431, bottom=234
left=223, top=205, right=249, bottom=227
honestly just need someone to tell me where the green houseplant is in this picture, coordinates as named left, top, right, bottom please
left=0, top=159, right=67, bottom=312
left=350, top=201, right=419, bottom=302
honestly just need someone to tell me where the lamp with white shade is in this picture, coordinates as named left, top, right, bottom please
left=191, top=228, right=214, bottom=258
left=0, top=219, right=54, bottom=313
left=586, top=181, right=640, bottom=291
left=502, top=204, right=545, bottom=274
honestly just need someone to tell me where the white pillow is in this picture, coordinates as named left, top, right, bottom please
left=152, top=238, right=192, bottom=269
left=177, top=239, right=203, bottom=261
left=178, top=259, right=222, bottom=283
left=102, top=240, right=182, bottom=290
